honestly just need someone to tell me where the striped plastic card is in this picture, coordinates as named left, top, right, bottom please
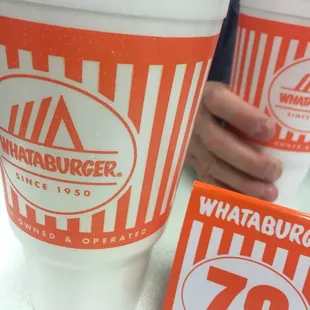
left=164, top=181, right=310, bottom=310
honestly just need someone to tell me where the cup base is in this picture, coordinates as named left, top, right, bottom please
left=24, top=248, right=151, bottom=310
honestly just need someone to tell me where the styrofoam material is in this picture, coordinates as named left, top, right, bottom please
left=274, top=166, right=309, bottom=206
left=233, top=2, right=310, bottom=209
left=25, top=248, right=151, bottom=310
left=9, top=0, right=230, bottom=21
left=240, top=0, right=310, bottom=19
left=0, top=0, right=229, bottom=309
left=253, top=146, right=310, bottom=207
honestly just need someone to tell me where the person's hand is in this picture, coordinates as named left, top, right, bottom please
left=186, top=82, right=282, bottom=202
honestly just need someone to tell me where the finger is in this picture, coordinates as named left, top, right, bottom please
left=195, top=112, right=282, bottom=182
left=203, top=82, right=276, bottom=141
left=201, top=176, right=232, bottom=191
left=186, top=137, right=200, bottom=172
left=188, top=134, right=235, bottom=189
left=189, top=134, right=278, bottom=201
left=187, top=137, right=232, bottom=191
left=209, top=156, right=278, bottom=202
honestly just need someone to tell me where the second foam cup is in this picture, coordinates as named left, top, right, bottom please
left=230, top=0, right=310, bottom=207
left=0, top=0, right=229, bottom=309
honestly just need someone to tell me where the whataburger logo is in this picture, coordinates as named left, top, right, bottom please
left=0, top=74, right=136, bottom=214
left=268, top=58, right=310, bottom=133
left=279, top=74, right=310, bottom=107
left=0, top=95, right=120, bottom=179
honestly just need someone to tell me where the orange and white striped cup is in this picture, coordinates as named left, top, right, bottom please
left=230, top=0, right=310, bottom=207
left=0, top=0, right=229, bottom=309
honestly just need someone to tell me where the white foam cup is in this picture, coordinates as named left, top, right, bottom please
left=0, top=0, right=229, bottom=309
left=230, top=0, right=310, bottom=207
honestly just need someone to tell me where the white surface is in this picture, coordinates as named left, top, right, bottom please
left=1, top=167, right=310, bottom=310
left=0, top=168, right=195, bottom=310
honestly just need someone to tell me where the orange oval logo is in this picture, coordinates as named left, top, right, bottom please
left=0, top=75, right=137, bottom=215
left=268, top=58, right=310, bottom=133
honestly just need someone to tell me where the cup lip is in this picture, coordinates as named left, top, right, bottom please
left=7, top=0, right=230, bottom=22
left=240, top=0, right=310, bottom=20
